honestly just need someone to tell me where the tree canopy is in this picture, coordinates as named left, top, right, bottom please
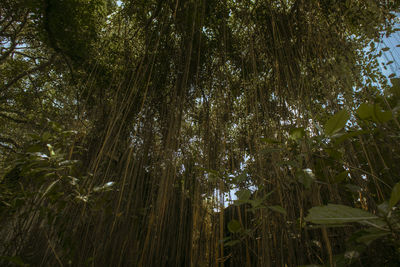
left=1, top=0, right=400, bottom=266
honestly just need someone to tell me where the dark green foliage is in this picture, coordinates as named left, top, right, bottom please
left=1, top=0, right=400, bottom=266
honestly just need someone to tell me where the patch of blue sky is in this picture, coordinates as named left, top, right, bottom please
left=377, top=17, right=400, bottom=82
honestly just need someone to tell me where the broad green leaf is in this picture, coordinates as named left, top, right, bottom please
left=389, top=78, right=400, bottom=98
left=248, top=198, right=263, bottom=208
left=305, top=204, right=378, bottom=224
left=0, top=256, right=27, bottom=266
left=356, top=103, right=373, bottom=120
left=307, top=224, right=352, bottom=229
left=333, top=130, right=366, bottom=146
left=227, top=219, right=242, bottom=233
left=334, top=171, right=348, bottom=183
left=224, top=240, right=240, bottom=247
left=47, top=144, right=55, bottom=156
left=27, top=144, right=43, bottom=153
left=236, top=189, right=251, bottom=200
left=324, top=110, right=350, bottom=136
left=42, top=132, right=52, bottom=142
left=325, top=148, right=343, bottom=160
left=373, top=104, right=392, bottom=122
left=289, top=127, right=305, bottom=140
left=356, top=228, right=389, bottom=245
left=268, top=205, right=286, bottom=215
left=42, top=180, right=59, bottom=198
left=389, top=182, right=400, bottom=208
left=232, top=172, right=247, bottom=183
left=357, top=103, right=392, bottom=123
left=377, top=201, right=389, bottom=215
left=93, top=181, right=115, bottom=192
left=345, top=184, right=361, bottom=193
left=297, top=169, right=315, bottom=189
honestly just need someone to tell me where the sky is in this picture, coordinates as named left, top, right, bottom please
left=378, top=18, right=400, bottom=79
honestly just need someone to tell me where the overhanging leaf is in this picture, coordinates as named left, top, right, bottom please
left=268, top=205, right=286, bottom=215
left=373, top=104, right=392, bottom=122
left=224, top=239, right=240, bottom=247
left=357, top=103, right=392, bottom=123
left=357, top=103, right=373, bottom=120
left=227, top=219, right=242, bottom=233
left=305, top=204, right=378, bottom=224
left=236, top=189, right=251, bottom=201
left=324, top=110, right=350, bottom=136
left=289, top=127, right=305, bottom=140
left=356, top=228, right=389, bottom=245
left=0, top=256, right=27, bottom=266
left=297, top=169, right=315, bottom=189
left=389, top=182, right=400, bottom=208
left=333, top=130, right=366, bottom=146
left=333, top=171, right=348, bottom=184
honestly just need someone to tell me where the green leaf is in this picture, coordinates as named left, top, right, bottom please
left=232, top=172, right=247, bottom=183
left=382, top=47, right=390, bottom=51
left=248, top=197, right=265, bottom=209
left=93, top=181, right=115, bottom=192
left=268, top=205, right=286, bottom=215
left=333, top=171, right=348, bottom=183
left=289, top=127, right=305, bottom=140
left=297, top=169, right=315, bottom=189
left=355, top=228, right=389, bottom=245
left=236, top=189, right=251, bottom=201
left=377, top=201, right=389, bottom=215
left=389, top=78, right=400, bottom=98
left=357, top=103, right=373, bottom=120
left=333, top=130, right=366, bottom=146
left=227, top=219, right=242, bottom=233
left=325, top=148, right=343, bottom=160
left=373, top=104, right=392, bottom=122
left=305, top=204, right=378, bottom=224
left=324, top=110, right=350, bottom=136
left=357, top=103, right=392, bottom=123
left=224, top=239, right=240, bottom=247
left=345, top=184, right=362, bottom=193
left=389, top=182, right=400, bottom=208
left=42, top=180, right=59, bottom=198
left=0, top=256, right=27, bottom=266
left=47, top=144, right=55, bottom=156
left=42, top=132, right=52, bottom=142
left=27, top=144, right=43, bottom=153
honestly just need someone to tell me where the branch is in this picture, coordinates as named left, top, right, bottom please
left=0, top=136, right=20, bottom=149
left=0, top=112, right=28, bottom=124
left=0, top=13, right=28, bottom=64
left=1, top=55, right=56, bottom=92
left=0, top=142, right=16, bottom=153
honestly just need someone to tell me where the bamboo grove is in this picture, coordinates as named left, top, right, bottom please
left=1, top=0, right=400, bottom=266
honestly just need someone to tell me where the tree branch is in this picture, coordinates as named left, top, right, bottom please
left=1, top=55, right=56, bottom=92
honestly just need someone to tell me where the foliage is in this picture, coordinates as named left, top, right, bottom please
left=1, top=0, right=400, bottom=266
